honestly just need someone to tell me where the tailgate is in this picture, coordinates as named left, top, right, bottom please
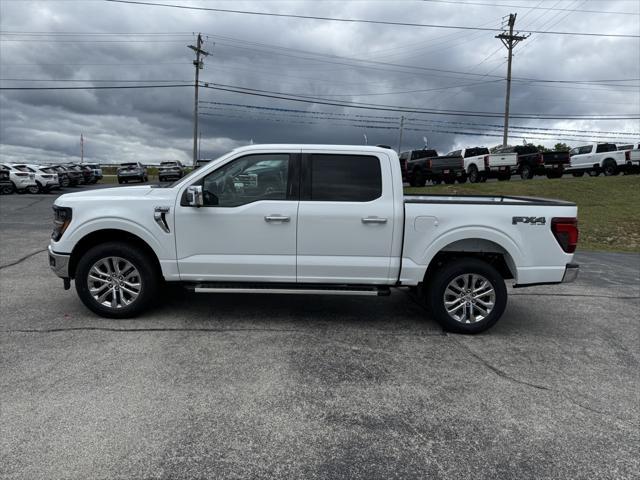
left=488, top=153, right=517, bottom=168
left=543, top=152, right=570, bottom=165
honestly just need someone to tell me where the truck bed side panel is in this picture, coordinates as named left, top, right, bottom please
left=400, top=197, right=577, bottom=286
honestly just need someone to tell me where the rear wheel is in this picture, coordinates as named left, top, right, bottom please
left=602, top=160, right=618, bottom=176
left=468, top=165, right=481, bottom=183
left=425, top=258, right=507, bottom=334
left=75, top=242, right=160, bottom=318
left=520, top=164, right=534, bottom=180
left=457, top=174, right=467, bottom=184
left=26, top=184, right=39, bottom=194
left=0, top=183, right=14, bottom=194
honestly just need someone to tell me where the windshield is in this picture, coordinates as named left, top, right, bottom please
left=121, top=163, right=137, bottom=168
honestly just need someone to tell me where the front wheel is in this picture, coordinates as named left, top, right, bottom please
left=26, top=184, right=39, bottom=194
left=425, top=258, right=507, bottom=334
left=75, top=242, right=160, bottom=318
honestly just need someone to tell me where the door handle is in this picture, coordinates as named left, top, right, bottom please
left=264, top=215, right=290, bottom=222
left=361, top=216, right=388, bottom=224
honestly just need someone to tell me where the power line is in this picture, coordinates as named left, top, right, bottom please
left=199, top=84, right=640, bottom=120
left=105, top=0, right=640, bottom=38
left=199, top=101, right=640, bottom=136
left=420, top=0, right=640, bottom=15
left=0, top=84, right=191, bottom=90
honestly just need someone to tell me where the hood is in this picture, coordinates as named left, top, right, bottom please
left=55, top=185, right=154, bottom=205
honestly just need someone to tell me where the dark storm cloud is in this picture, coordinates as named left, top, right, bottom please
left=0, top=0, right=638, bottom=164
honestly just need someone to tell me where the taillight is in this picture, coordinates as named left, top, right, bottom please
left=551, top=217, right=578, bottom=253
left=484, top=155, right=489, bottom=168
left=428, top=160, right=432, bottom=169
left=537, top=153, right=545, bottom=165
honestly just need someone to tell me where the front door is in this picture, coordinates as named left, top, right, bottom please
left=175, top=152, right=299, bottom=282
left=296, top=150, right=396, bottom=284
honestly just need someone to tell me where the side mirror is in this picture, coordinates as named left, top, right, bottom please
left=186, top=185, right=203, bottom=207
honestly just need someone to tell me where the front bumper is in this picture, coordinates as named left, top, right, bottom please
left=562, top=263, right=580, bottom=283
left=48, top=245, right=70, bottom=279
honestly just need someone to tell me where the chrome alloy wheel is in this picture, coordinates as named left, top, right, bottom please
left=87, top=257, right=142, bottom=309
left=443, top=274, right=496, bottom=324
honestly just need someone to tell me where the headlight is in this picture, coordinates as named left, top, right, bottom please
left=52, top=206, right=72, bottom=241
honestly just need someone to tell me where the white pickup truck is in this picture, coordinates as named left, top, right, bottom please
left=454, top=147, right=518, bottom=183
left=48, top=145, right=579, bottom=333
left=566, top=142, right=627, bottom=176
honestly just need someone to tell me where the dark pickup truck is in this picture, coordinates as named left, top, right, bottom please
left=493, top=145, right=570, bottom=179
left=400, top=149, right=438, bottom=185
left=404, top=149, right=467, bottom=186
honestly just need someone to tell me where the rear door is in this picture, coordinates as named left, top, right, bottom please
left=297, top=150, right=396, bottom=284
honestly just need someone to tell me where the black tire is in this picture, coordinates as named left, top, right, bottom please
left=26, top=184, right=39, bottom=194
left=118, top=178, right=123, bottom=184
left=602, top=160, right=618, bottom=176
left=468, top=165, right=480, bottom=183
left=61, top=177, right=70, bottom=188
left=444, top=177, right=455, bottom=185
left=457, top=175, right=467, bottom=184
left=0, top=183, right=14, bottom=195
left=520, top=164, right=533, bottom=180
left=75, top=241, right=160, bottom=319
left=425, top=258, right=507, bottom=334
left=572, top=172, right=584, bottom=177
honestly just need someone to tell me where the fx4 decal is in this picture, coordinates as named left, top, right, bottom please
left=512, top=216, right=546, bottom=225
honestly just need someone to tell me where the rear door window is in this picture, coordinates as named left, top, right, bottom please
left=308, top=154, right=382, bottom=202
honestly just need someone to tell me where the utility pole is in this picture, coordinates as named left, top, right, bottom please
left=188, top=34, right=209, bottom=166
left=80, top=134, right=84, bottom=164
left=397, top=115, right=405, bottom=154
left=496, top=14, right=529, bottom=146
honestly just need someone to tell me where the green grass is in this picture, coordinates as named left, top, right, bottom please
left=405, top=175, right=640, bottom=253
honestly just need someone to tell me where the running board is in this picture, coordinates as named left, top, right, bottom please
left=188, top=283, right=390, bottom=296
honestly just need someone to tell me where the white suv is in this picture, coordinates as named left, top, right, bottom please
left=12, top=164, right=59, bottom=192
left=0, top=163, right=38, bottom=194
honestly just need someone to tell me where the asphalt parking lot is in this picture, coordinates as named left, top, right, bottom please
left=1, top=187, right=639, bottom=479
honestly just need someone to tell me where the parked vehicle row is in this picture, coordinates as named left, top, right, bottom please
left=402, top=142, right=639, bottom=186
left=0, top=162, right=102, bottom=195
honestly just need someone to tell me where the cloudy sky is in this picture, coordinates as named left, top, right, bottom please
left=0, top=0, right=638, bottom=164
